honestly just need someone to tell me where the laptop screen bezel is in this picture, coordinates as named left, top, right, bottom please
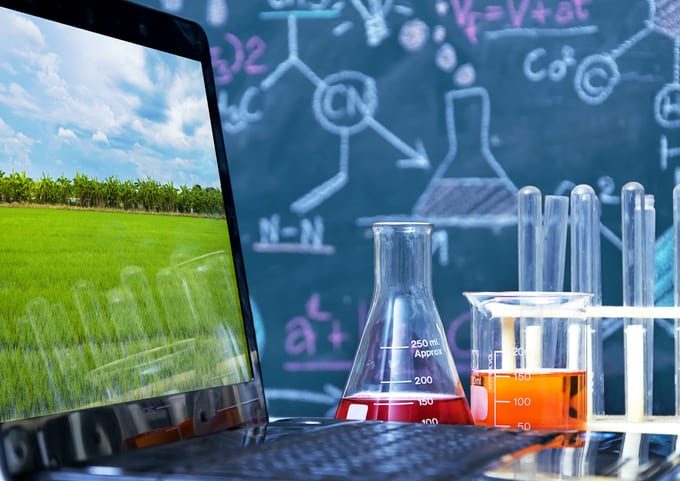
left=0, top=0, right=268, bottom=476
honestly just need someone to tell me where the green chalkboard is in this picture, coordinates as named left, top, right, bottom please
left=134, top=0, right=680, bottom=417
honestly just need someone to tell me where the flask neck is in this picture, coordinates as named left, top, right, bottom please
left=373, top=223, right=433, bottom=294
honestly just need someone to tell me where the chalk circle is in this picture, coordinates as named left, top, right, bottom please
left=574, top=54, right=620, bottom=105
left=313, top=71, right=378, bottom=135
left=436, top=43, right=457, bottom=72
left=399, top=19, right=429, bottom=52
left=432, top=25, right=447, bottom=44
left=454, top=64, right=476, bottom=87
left=654, top=83, right=680, bottom=129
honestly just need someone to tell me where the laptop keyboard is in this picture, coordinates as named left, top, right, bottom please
left=65, top=421, right=557, bottom=481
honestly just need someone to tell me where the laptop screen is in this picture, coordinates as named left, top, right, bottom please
left=0, top=5, right=252, bottom=423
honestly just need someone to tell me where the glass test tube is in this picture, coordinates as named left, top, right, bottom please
left=674, top=185, right=680, bottom=417
left=643, top=195, right=655, bottom=417
left=570, top=185, right=603, bottom=417
left=518, top=186, right=542, bottom=370
left=543, top=195, right=569, bottom=292
left=543, top=195, right=568, bottom=377
left=621, top=182, right=648, bottom=421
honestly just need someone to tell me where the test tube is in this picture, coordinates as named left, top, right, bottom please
left=675, top=185, right=680, bottom=417
left=570, top=185, right=604, bottom=417
left=542, top=195, right=568, bottom=373
left=518, top=186, right=543, bottom=292
left=571, top=186, right=597, bottom=297
left=518, top=186, right=542, bottom=370
left=644, top=195, right=655, bottom=417
left=543, top=195, right=569, bottom=292
left=621, top=182, right=647, bottom=422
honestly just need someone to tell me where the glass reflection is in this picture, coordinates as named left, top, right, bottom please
left=5, top=251, right=251, bottom=422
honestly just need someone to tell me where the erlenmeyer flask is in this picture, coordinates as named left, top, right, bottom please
left=336, top=222, right=473, bottom=424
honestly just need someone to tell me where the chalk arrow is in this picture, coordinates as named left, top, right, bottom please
left=397, top=139, right=430, bottom=169
left=365, top=117, right=431, bottom=169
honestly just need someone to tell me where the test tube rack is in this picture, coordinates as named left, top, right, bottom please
left=487, top=303, right=680, bottom=433
left=586, top=306, right=680, bottom=434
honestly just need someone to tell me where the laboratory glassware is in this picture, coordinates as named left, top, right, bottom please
left=336, top=222, right=472, bottom=424
left=621, top=182, right=652, bottom=421
left=570, top=184, right=604, bottom=418
left=465, top=292, right=591, bottom=431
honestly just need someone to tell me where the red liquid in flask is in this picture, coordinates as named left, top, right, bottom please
left=335, top=393, right=473, bottom=425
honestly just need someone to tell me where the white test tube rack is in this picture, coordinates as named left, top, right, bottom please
left=487, top=303, right=680, bottom=434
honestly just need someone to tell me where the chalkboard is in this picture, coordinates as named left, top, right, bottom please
left=133, top=0, right=680, bottom=417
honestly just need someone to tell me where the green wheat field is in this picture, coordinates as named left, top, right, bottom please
left=0, top=206, right=251, bottom=421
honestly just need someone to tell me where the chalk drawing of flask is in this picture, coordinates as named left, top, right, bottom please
left=413, top=87, right=517, bottom=228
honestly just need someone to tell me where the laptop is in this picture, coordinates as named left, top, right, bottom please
left=0, top=1, right=678, bottom=480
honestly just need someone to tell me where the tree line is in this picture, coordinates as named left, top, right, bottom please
left=0, top=171, right=225, bottom=216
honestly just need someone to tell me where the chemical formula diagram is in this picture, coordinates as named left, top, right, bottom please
left=150, top=0, right=680, bottom=416
left=519, top=0, right=680, bottom=182
left=260, top=7, right=431, bottom=216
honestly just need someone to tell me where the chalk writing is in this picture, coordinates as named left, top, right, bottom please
left=254, top=214, right=335, bottom=255
left=596, top=176, right=620, bottom=206
left=574, top=53, right=621, bottom=105
left=314, top=71, right=378, bottom=135
left=269, top=0, right=334, bottom=8
left=218, top=87, right=262, bottom=134
left=449, top=0, right=592, bottom=44
left=661, top=135, right=680, bottom=185
left=284, top=293, right=353, bottom=371
left=523, top=45, right=576, bottom=82
left=210, top=34, right=268, bottom=87
left=350, top=0, right=392, bottom=47
left=254, top=12, right=430, bottom=218
left=285, top=316, right=316, bottom=355
left=655, top=83, right=680, bottom=129
left=572, top=2, right=680, bottom=110
left=206, top=0, right=228, bottom=26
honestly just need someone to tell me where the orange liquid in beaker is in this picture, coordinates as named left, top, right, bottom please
left=335, top=393, right=473, bottom=425
left=470, top=370, right=586, bottom=431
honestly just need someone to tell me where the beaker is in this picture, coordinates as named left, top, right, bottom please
left=464, top=292, right=591, bottom=431
left=336, top=222, right=472, bottom=424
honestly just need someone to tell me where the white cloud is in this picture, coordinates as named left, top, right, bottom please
left=169, top=157, right=192, bottom=168
left=129, top=67, right=213, bottom=154
left=0, top=116, right=36, bottom=171
left=57, top=127, right=77, bottom=140
left=0, top=62, right=17, bottom=75
left=0, top=9, right=217, bottom=187
left=0, top=12, right=45, bottom=50
left=92, top=130, right=109, bottom=144
left=0, top=82, right=40, bottom=114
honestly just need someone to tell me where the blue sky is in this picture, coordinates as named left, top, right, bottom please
left=0, top=7, right=220, bottom=188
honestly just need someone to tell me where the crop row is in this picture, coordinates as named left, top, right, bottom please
left=0, top=171, right=225, bottom=215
